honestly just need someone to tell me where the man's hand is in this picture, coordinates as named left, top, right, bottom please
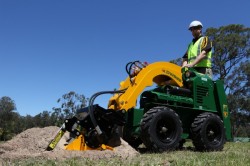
left=182, top=63, right=193, bottom=68
left=181, top=58, right=188, bottom=67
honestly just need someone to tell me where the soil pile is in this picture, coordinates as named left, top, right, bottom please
left=0, top=126, right=139, bottom=160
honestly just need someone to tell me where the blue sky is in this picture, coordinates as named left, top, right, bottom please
left=1, top=0, right=249, bottom=116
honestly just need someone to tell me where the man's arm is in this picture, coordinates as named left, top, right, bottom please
left=182, top=51, right=188, bottom=67
left=182, top=36, right=212, bottom=68
left=182, top=50, right=207, bottom=68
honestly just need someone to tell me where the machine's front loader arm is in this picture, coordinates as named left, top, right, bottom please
left=108, top=62, right=182, bottom=111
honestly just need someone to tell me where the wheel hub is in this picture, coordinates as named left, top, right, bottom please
left=208, top=130, right=215, bottom=136
left=160, top=126, right=168, bottom=133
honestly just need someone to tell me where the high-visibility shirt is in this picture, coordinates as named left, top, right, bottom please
left=187, top=36, right=212, bottom=67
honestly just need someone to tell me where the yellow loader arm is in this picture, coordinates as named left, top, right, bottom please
left=108, top=61, right=182, bottom=111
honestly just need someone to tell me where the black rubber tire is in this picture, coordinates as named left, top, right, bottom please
left=140, top=106, right=183, bottom=152
left=191, top=112, right=226, bottom=151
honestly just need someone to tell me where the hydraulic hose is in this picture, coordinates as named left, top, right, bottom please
left=88, top=88, right=127, bottom=135
left=125, top=61, right=133, bottom=75
left=89, top=60, right=146, bottom=135
left=126, top=60, right=141, bottom=83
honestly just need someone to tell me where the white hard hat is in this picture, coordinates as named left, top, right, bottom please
left=189, top=20, right=203, bottom=30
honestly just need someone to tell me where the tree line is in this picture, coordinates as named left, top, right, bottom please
left=0, top=24, right=249, bottom=141
left=0, top=92, right=88, bottom=141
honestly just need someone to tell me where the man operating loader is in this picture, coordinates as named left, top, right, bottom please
left=182, top=20, right=213, bottom=78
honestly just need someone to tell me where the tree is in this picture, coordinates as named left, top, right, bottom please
left=228, top=61, right=250, bottom=137
left=33, top=111, right=56, bottom=127
left=52, top=91, right=88, bottom=125
left=205, top=24, right=250, bottom=90
left=227, top=61, right=250, bottom=114
left=169, top=58, right=182, bottom=66
left=0, top=96, right=17, bottom=140
left=0, top=96, right=16, bottom=113
left=205, top=24, right=250, bottom=137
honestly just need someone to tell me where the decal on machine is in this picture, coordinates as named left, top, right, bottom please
left=162, top=70, right=182, bottom=82
left=223, top=105, right=228, bottom=118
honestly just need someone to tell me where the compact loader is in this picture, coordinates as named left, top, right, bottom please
left=47, top=61, right=232, bottom=152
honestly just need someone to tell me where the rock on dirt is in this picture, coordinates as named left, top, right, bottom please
left=0, top=126, right=139, bottom=161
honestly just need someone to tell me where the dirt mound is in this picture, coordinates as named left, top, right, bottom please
left=0, top=126, right=139, bottom=160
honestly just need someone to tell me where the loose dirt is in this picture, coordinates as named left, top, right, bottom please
left=0, top=126, right=139, bottom=161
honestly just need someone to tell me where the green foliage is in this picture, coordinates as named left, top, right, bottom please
left=0, top=96, right=17, bottom=141
left=227, top=61, right=250, bottom=114
left=33, top=111, right=57, bottom=127
left=0, top=91, right=88, bottom=141
left=0, top=96, right=16, bottom=112
left=51, top=91, right=88, bottom=125
left=169, top=58, right=182, bottom=66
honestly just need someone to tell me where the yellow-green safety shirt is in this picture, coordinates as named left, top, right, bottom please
left=187, top=36, right=212, bottom=67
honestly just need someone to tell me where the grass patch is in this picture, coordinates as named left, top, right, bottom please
left=1, top=142, right=249, bottom=166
